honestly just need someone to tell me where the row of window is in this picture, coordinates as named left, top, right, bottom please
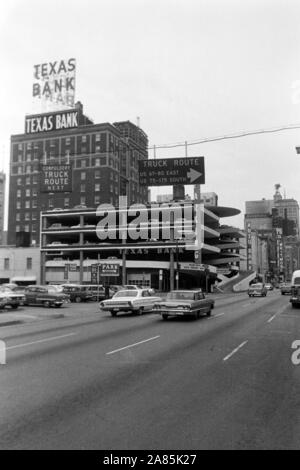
left=16, top=200, right=37, bottom=209
left=4, top=257, right=32, bottom=270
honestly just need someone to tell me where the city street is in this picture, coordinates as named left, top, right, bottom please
left=0, top=290, right=299, bottom=450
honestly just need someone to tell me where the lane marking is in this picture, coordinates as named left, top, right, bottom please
left=106, top=335, right=160, bottom=355
left=267, top=314, right=277, bottom=323
left=6, top=332, right=77, bottom=351
left=223, top=340, right=248, bottom=362
left=208, top=312, right=224, bottom=320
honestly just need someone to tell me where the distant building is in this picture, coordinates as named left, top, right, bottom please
left=0, top=246, right=40, bottom=285
left=7, top=102, right=149, bottom=246
left=0, top=172, right=5, bottom=245
left=244, top=185, right=300, bottom=280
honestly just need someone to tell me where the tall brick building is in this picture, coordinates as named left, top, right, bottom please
left=7, top=102, right=148, bottom=245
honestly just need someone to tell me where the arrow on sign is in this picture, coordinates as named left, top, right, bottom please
left=187, top=168, right=203, bottom=183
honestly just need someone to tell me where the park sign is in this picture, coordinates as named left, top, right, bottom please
left=40, top=164, right=73, bottom=192
left=138, top=157, right=205, bottom=186
left=99, top=263, right=120, bottom=277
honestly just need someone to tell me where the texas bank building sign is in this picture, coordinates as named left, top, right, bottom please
left=25, top=110, right=79, bottom=134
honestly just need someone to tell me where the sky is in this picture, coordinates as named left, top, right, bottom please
left=1, top=0, right=300, bottom=229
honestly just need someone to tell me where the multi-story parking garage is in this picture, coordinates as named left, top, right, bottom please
left=40, top=200, right=243, bottom=291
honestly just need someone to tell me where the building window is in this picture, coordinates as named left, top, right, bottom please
left=95, top=134, right=100, bottom=142
left=95, top=158, right=100, bottom=166
left=49, top=199, right=53, bottom=208
left=95, top=170, right=100, bottom=178
left=17, top=178, right=22, bottom=186
left=94, top=195, right=100, bottom=205
left=95, top=183, right=100, bottom=192
left=80, top=183, right=85, bottom=192
left=24, top=225, right=30, bottom=232
left=26, top=154, right=31, bottom=162
left=25, top=212, right=30, bottom=221
left=16, top=213, right=20, bottom=221
left=81, top=160, right=86, bottom=168
left=32, top=199, right=37, bottom=208
left=80, top=196, right=86, bottom=205
left=4, top=258, right=10, bottom=270
left=18, top=144, right=22, bottom=151
left=64, top=197, right=69, bottom=207
left=16, top=201, right=21, bottom=209
left=32, top=189, right=37, bottom=197
left=26, top=189, right=31, bottom=197
left=17, top=166, right=22, bottom=174
left=81, top=172, right=86, bottom=181
left=16, top=225, right=20, bottom=232
left=17, top=189, right=21, bottom=198
left=26, top=176, right=31, bottom=185
left=26, top=258, right=32, bottom=270
left=82, top=135, right=87, bottom=143
left=25, top=201, right=30, bottom=209
left=32, top=212, right=37, bottom=220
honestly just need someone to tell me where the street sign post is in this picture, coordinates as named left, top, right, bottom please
left=139, top=157, right=205, bottom=186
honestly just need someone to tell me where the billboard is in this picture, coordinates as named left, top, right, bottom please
left=32, top=58, right=76, bottom=110
left=139, top=157, right=205, bottom=186
left=25, top=109, right=79, bottom=134
left=40, top=164, right=73, bottom=192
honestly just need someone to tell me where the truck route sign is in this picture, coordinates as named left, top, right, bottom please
left=139, top=157, right=205, bottom=186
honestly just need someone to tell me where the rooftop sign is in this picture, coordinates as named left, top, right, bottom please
left=32, top=58, right=76, bottom=110
left=25, top=109, right=78, bottom=134
left=139, top=157, right=205, bottom=186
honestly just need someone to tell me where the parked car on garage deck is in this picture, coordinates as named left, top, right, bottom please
left=152, top=289, right=214, bottom=320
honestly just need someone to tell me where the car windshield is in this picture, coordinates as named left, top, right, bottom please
left=113, top=290, right=138, bottom=298
left=250, top=284, right=263, bottom=288
left=294, top=277, right=300, bottom=285
left=47, top=286, right=61, bottom=293
left=167, top=291, right=195, bottom=300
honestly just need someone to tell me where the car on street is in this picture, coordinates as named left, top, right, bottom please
left=100, top=288, right=162, bottom=316
left=248, top=282, right=268, bottom=297
left=265, top=283, right=274, bottom=291
left=24, top=285, right=70, bottom=307
left=280, top=283, right=292, bottom=295
left=0, top=286, right=25, bottom=309
left=61, top=284, right=96, bottom=302
left=152, top=289, right=214, bottom=320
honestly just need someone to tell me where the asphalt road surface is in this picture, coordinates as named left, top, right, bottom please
left=0, top=291, right=299, bottom=450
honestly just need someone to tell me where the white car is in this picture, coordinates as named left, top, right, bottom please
left=99, top=289, right=162, bottom=316
left=0, top=286, right=25, bottom=309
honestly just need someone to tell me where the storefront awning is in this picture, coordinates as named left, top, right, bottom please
left=11, top=276, right=37, bottom=283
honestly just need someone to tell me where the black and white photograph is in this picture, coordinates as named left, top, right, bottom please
left=0, top=0, right=300, bottom=453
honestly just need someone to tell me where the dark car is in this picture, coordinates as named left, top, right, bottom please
left=153, top=289, right=215, bottom=320
left=280, top=283, right=292, bottom=295
left=62, top=284, right=96, bottom=303
left=24, top=285, right=70, bottom=307
left=248, top=283, right=267, bottom=297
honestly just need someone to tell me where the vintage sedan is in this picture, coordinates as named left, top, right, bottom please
left=24, top=285, right=70, bottom=307
left=248, top=283, right=267, bottom=297
left=0, top=286, right=25, bottom=309
left=280, top=283, right=292, bottom=295
left=99, top=289, right=162, bottom=316
left=153, top=290, right=215, bottom=320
